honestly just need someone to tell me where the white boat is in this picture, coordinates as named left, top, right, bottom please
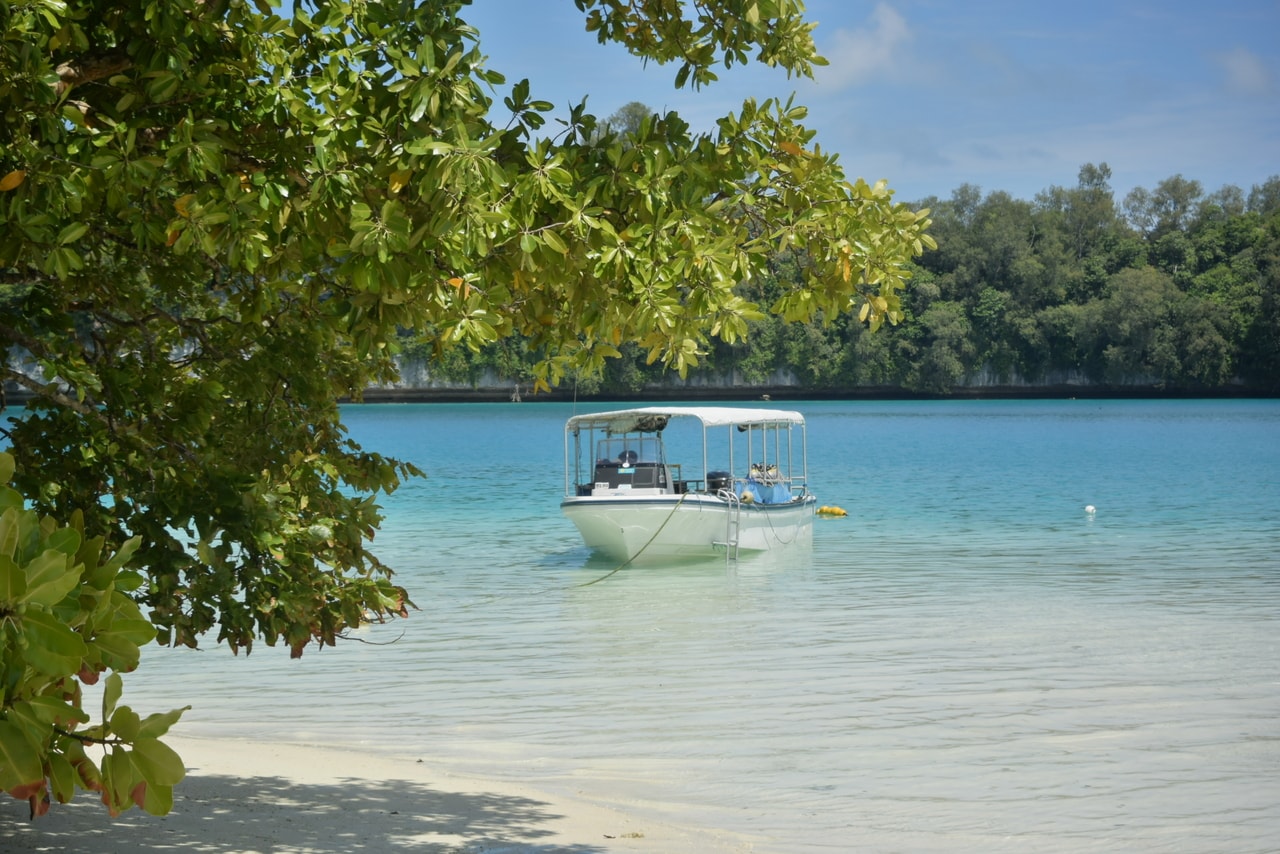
left=561, top=406, right=818, bottom=562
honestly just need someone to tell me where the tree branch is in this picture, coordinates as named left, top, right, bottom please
left=55, top=53, right=133, bottom=97
left=1, top=366, right=103, bottom=419
left=52, top=725, right=128, bottom=747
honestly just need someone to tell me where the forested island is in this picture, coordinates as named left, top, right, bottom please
left=386, top=164, right=1280, bottom=400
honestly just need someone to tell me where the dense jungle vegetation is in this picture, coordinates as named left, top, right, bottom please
left=420, top=164, right=1280, bottom=395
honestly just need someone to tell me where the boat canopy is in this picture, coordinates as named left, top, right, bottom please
left=566, top=406, right=806, bottom=435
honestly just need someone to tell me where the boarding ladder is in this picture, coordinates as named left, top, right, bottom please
left=714, top=489, right=742, bottom=560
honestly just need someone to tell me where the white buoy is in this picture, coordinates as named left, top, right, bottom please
left=1084, top=504, right=1096, bottom=515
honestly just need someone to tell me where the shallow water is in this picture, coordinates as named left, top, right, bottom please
left=124, top=400, right=1280, bottom=851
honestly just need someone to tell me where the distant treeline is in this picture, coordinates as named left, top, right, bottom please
left=410, top=165, right=1280, bottom=396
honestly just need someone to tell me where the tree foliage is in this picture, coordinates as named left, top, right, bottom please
left=903, top=168, right=1280, bottom=391
left=493, top=164, right=1275, bottom=395
left=0, top=0, right=932, bottom=816
left=0, top=452, right=186, bottom=818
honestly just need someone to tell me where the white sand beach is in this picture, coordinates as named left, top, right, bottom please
left=2, top=737, right=756, bottom=854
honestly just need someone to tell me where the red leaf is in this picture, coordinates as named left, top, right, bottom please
left=74, top=758, right=103, bottom=792
left=8, top=780, right=45, bottom=801
left=131, top=781, right=147, bottom=809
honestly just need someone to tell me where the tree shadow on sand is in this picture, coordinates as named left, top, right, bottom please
left=1, top=769, right=610, bottom=854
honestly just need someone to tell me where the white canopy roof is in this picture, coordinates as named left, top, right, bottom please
left=566, top=406, right=806, bottom=434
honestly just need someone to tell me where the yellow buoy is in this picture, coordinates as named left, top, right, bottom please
left=816, top=505, right=848, bottom=517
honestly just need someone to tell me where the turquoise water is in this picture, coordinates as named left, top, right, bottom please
left=126, top=400, right=1279, bottom=851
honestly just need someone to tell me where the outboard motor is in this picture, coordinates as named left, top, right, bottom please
left=706, top=471, right=732, bottom=492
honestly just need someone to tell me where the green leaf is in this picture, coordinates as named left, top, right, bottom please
left=109, top=706, right=141, bottom=742
left=146, top=72, right=181, bottom=103
left=3, top=701, right=44, bottom=738
left=57, top=222, right=89, bottom=245
left=45, top=527, right=81, bottom=556
left=141, top=780, right=174, bottom=815
left=102, top=673, right=123, bottom=723
left=0, top=721, right=43, bottom=794
left=104, top=610, right=157, bottom=645
left=0, top=487, right=23, bottom=515
left=131, top=738, right=186, bottom=786
left=137, top=705, right=192, bottom=740
left=26, top=696, right=90, bottom=728
left=76, top=536, right=107, bottom=587
left=0, top=554, right=25, bottom=603
left=43, top=247, right=85, bottom=278
left=93, top=619, right=155, bottom=671
left=102, top=746, right=136, bottom=811
left=23, top=548, right=79, bottom=606
left=114, top=569, right=145, bottom=593
left=99, top=537, right=141, bottom=578
left=0, top=507, right=22, bottom=562
left=542, top=229, right=567, bottom=254
left=47, top=753, right=78, bottom=804
left=20, top=608, right=88, bottom=675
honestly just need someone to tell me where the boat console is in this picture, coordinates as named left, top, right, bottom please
left=591, top=459, right=670, bottom=492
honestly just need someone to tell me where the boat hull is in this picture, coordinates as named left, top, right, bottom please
left=561, top=493, right=817, bottom=562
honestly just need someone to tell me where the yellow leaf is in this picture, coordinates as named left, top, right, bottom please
left=0, top=170, right=26, bottom=192
left=858, top=301, right=871, bottom=322
left=778, top=141, right=802, bottom=157
left=389, top=169, right=412, bottom=193
left=447, top=277, right=464, bottom=288
left=174, top=194, right=196, bottom=218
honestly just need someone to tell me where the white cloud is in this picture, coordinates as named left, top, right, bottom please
left=1214, top=47, right=1274, bottom=94
left=817, top=3, right=912, bottom=90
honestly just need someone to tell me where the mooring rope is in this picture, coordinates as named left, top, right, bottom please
left=574, top=491, right=689, bottom=588
left=451, top=491, right=691, bottom=609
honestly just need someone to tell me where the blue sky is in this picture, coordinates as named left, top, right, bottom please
left=461, top=1, right=1279, bottom=205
